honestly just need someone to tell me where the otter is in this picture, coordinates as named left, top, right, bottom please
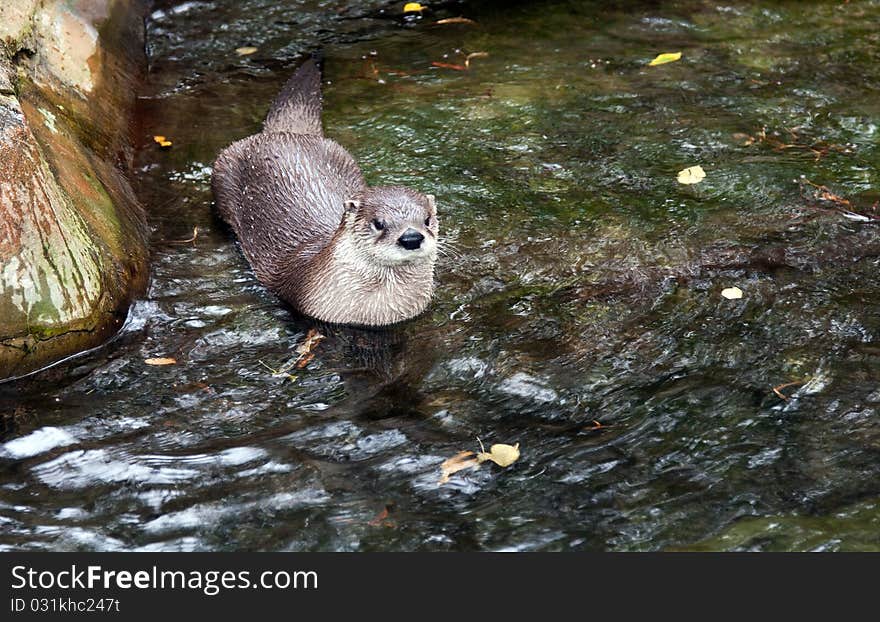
left=212, top=58, right=438, bottom=326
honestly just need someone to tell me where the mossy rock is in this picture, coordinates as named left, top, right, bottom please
left=0, top=0, right=149, bottom=380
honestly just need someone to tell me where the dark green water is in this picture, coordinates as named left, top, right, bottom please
left=2, top=0, right=879, bottom=551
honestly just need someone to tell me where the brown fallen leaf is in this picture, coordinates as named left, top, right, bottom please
left=464, top=51, right=488, bottom=69
left=435, top=17, right=477, bottom=25
left=772, top=379, right=809, bottom=401
left=295, top=328, right=325, bottom=369
left=438, top=450, right=480, bottom=484
left=368, top=504, right=396, bottom=527
left=368, top=507, right=389, bottom=526
left=296, top=328, right=324, bottom=354
left=801, top=179, right=878, bottom=222
left=742, top=127, right=849, bottom=162
left=432, top=61, right=467, bottom=71
left=803, top=179, right=852, bottom=208
left=296, top=354, right=316, bottom=370
left=732, top=132, right=755, bottom=146
left=145, top=357, right=176, bottom=366
left=166, top=226, right=199, bottom=245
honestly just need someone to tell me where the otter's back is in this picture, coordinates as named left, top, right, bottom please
left=212, top=132, right=366, bottom=287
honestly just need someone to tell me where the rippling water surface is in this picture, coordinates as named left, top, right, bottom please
left=2, top=0, right=880, bottom=551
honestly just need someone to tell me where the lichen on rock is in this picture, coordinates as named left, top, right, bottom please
left=0, top=0, right=149, bottom=380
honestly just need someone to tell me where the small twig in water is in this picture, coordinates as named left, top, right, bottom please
left=772, top=380, right=809, bottom=401
left=476, top=436, right=486, bottom=454
left=434, top=17, right=477, bottom=25
left=166, top=226, right=199, bottom=245
left=432, top=61, right=467, bottom=71
left=584, top=420, right=610, bottom=431
left=258, top=329, right=325, bottom=381
left=464, top=51, right=489, bottom=68
left=258, top=359, right=297, bottom=381
left=803, top=179, right=852, bottom=208
left=368, top=505, right=396, bottom=528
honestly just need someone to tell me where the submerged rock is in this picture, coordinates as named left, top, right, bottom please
left=0, top=0, right=149, bottom=379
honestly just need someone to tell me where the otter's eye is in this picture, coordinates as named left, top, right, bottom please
left=424, top=216, right=432, bottom=227
left=371, top=219, right=385, bottom=231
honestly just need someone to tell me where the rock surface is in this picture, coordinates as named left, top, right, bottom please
left=0, top=0, right=149, bottom=380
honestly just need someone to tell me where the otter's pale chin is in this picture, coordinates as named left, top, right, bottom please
left=374, top=243, right=437, bottom=266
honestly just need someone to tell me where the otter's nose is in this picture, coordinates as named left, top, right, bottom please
left=397, top=228, right=424, bottom=250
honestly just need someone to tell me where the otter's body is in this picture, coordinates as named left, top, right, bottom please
left=212, top=59, right=438, bottom=325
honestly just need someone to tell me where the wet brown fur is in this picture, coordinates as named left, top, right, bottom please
left=212, top=59, right=437, bottom=325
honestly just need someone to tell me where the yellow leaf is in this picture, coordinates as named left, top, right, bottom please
left=721, top=287, right=743, bottom=300
left=152, top=135, right=166, bottom=143
left=439, top=450, right=480, bottom=484
left=676, top=165, right=706, bottom=185
left=648, top=52, right=682, bottom=66
left=159, top=140, right=172, bottom=148
left=403, top=2, right=425, bottom=13
left=235, top=46, right=258, bottom=56
left=476, top=443, right=520, bottom=467
left=145, top=357, right=176, bottom=366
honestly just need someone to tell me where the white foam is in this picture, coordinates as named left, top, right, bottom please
left=1, top=427, right=77, bottom=459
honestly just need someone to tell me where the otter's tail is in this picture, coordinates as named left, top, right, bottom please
left=263, top=55, right=323, bottom=135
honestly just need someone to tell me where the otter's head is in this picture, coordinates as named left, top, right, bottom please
left=342, top=186, right=438, bottom=267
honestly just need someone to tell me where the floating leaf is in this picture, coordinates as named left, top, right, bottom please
left=772, top=379, right=808, bottom=401
left=431, top=61, right=467, bottom=71
left=153, top=134, right=172, bottom=148
left=294, top=328, right=325, bottom=369
left=235, top=46, right=258, bottom=56
left=438, top=451, right=480, bottom=484
left=721, top=287, right=743, bottom=300
left=676, top=165, right=706, bottom=185
left=476, top=443, right=520, bottom=467
left=648, top=52, right=682, bottom=66
left=296, top=329, right=324, bottom=355
left=368, top=505, right=396, bottom=527
left=732, top=132, right=755, bottom=146
left=403, top=2, right=425, bottom=13
left=465, top=51, right=488, bottom=68
left=368, top=507, right=390, bottom=526
left=258, top=359, right=296, bottom=381
left=258, top=329, right=325, bottom=381
left=167, top=226, right=199, bottom=245
left=435, top=17, right=476, bottom=25
left=145, top=357, right=176, bottom=366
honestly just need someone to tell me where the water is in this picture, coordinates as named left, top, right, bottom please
left=2, top=0, right=879, bottom=551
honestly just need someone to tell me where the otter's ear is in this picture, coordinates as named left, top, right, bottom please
left=344, top=199, right=360, bottom=214
left=426, top=194, right=436, bottom=213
